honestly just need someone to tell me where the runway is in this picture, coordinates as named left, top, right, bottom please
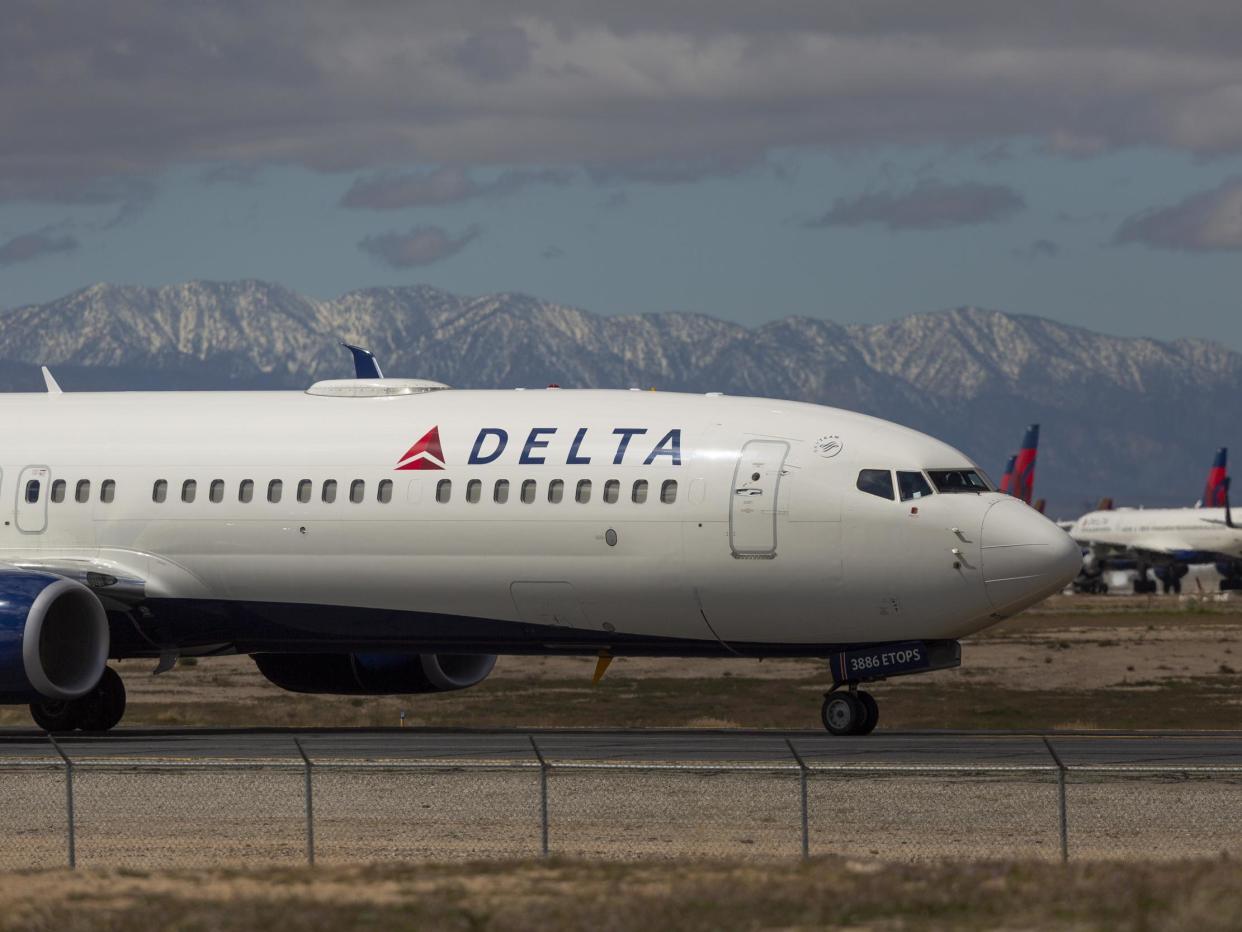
left=2, top=728, right=1241, bottom=768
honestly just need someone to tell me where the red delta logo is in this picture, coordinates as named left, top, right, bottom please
left=395, top=426, right=446, bottom=471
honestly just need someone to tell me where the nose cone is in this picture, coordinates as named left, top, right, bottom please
left=981, top=499, right=1082, bottom=615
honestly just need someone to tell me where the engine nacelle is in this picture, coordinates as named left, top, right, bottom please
left=0, top=571, right=109, bottom=702
left=251, top=651, right=497, bottom=695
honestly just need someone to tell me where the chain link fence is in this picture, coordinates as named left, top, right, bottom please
left=1, top=736, right=1240, bottom=868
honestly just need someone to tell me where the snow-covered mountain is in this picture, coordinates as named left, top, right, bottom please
left=2, top=280, right=1238, bottom=516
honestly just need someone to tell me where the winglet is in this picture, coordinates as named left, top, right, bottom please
left=41, top=366, right=62, bottom=394
left=340, top=343, right=384, bottom=379
left=1225, top=477, right=1235, bottom=529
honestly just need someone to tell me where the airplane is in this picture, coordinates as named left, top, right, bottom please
left=1008, top=424, right=1039, bottom=506
left=1069, top=448, right=1242, bottom=594
left=0, top=346, right=1080, bottom=736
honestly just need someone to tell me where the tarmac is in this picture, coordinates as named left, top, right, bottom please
left=1, top=728, right=1240, bottom=768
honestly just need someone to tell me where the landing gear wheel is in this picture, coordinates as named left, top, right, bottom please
left=855, top=691, right=880, bottom=735
left=28, top=667, right=127, bottom=733
left=822, top=693, right=864, bottom=736
left=78, top=668, right=126, bottom=732
left=29, top=699, right=84, bottom=733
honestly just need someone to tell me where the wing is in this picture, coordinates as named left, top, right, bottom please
left=0, top=556, right=145, bottom=610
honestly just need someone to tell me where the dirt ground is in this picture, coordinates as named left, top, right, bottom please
left=2, top=857, right=1242, bottom=931
left=2, top=594, right=1241, bottom=731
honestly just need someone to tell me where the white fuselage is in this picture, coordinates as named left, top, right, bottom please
left=1, top=386, right=1079, bottom=656
left=1069, top=507, right=1242, bottom=561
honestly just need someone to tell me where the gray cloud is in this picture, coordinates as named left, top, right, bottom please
left=9, top=3, right=1242, bottom=202
left=0, top=228, right=79, bottom=266
left=452, top=26, right=535, bottom=83
left=341, top=166, right=572, bottom=209
left=358, top=224, right=481, bottom=268
left=1113, top=178, right=1242, bottom=251
left=809, top=179, right=1025, bottom=231
left=541, top=245, right=564, bottom=259
left=1014, top=238, right=1060, bottom=260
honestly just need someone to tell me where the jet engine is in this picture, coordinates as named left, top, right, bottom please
left=0, top=571, right=110, bottom=702
left=251, top=651, right=497, bottom=695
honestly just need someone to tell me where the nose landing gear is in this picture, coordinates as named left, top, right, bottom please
left=821, top=687, right=879, bottom=736
left=29, top=666, right=127, bottom=733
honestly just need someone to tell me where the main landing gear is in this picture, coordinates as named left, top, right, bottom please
left=821, top=687, right=879, bottom=736
left=29, top=667, right=127, bottom=733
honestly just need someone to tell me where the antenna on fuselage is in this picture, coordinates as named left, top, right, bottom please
left=41, top=366, right=62, bottom=393
left=340, top=343, right=384, bottom=379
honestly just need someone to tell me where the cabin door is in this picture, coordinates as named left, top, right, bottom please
left=15, top=466, right=49, bottom=534
left=729, top=440, right=788, bottom=557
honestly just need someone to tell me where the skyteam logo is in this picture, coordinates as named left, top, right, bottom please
left=395, top=426, right=446, bottom=471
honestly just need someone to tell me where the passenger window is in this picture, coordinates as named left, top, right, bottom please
left=632, top=480, right=649, bottom=504
left=350, top=480, right=365, bottom=504
left=153, top=479, right=168, bottom=503
left=660, top=479, right=677, bottom=504
left=897, top=471, right=934, bottom=502
left=548, top=479, right=564, bottom=504
left=239, top=479, right=254, bottom=503
left=603, top=480, right=619, bottom=504
left=51, top=480, right=66, bottom=503
left=322, top=480, right=337, bottom=504
left=494, top=479, right=510, bottom=503
left=209, top=479, right=224, bottom=503
left=436, top=479, right=452, bottom=503
left=297, top=479, right=312, bottom=503
left=520, top=479, right=537, bottom=504
left=182, top=479, right=197, bottom=503
left=856, top=469, right=894, bottom=500
left=377, top=479, right=393, bottom=504
left=24, top=480, right=40, bottom=504
left=466, top=479, right=482, bottom=504
left=575, top=479, right=591, bottom=503
left=268, top=479, right=283, bottom=503
left=100, top=479, right=116, bottom=504
left=75, top=480, right=90, bottom=503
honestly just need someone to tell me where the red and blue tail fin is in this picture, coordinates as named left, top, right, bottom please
left=1010, top=424, right=1039, bottom=504
left=1203, top=447, right=1228, bottom=508
left=998, top=454, right=1017, bottom=494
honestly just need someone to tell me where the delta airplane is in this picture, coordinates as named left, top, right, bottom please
left=1070, top=448, right=1242, bottom=593
left=0, top=347, right=1080, bottom=736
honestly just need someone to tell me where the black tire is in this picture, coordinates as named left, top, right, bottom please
left=821, top=693, right=862, bottom=736
left=29, top=699, right=84, bottom=733
left=78, top=667, right=126, bottom=732
left=855, top=691, right=880, bottom=735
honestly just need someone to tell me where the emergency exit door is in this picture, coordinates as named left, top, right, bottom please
left=729, top=440, right=788, bottom=557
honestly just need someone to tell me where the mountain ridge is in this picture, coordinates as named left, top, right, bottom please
left=1, top=280, right=1237, bottom=516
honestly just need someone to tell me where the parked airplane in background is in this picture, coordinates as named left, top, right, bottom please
left=1070, top=448, right=1242, bottom=593
left=0, top=348, right=1079, bottom=735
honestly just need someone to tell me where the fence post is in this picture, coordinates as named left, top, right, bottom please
left=48, top=735, right=75, bottom=870
left=1042, top=737, right=1069, bottom=864
left=293, top=738, right=315, bottom=866
left=528, top=736, right=550, bottom=857
left=785, top=739, right=810, bottom=860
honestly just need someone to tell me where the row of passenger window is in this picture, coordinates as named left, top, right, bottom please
left=34, top=477, right=396, bottom=505
left=31, top=476, right=679, bottom=507
left=154, top=478, right=390, bottom=505
left=434, top=478, right=678, bottom=505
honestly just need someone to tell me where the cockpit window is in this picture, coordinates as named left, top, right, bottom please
left=856, top=469, right=894, bottom=500
left=926, top=469, right=991, bottom=494
left=897, top=471, right=934, bottom=502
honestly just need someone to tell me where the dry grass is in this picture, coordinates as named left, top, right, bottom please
left=2, top=857, right=1242, bottom=931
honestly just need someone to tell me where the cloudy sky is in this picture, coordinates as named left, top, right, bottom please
left=4, top=2, right=1242, bottom=347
